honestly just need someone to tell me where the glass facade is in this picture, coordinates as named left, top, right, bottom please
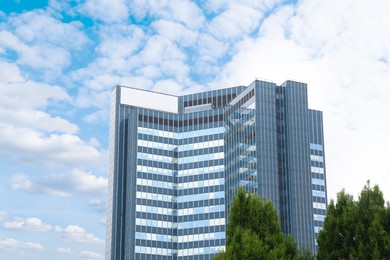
left=107, top=80, right=327, bottom=259
left=308, top=110, right=327, bottom=250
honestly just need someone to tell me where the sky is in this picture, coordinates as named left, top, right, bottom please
left=0, top=0, right=390, bottom=259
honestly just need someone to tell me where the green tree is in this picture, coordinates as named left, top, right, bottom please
left=317, top=181, right=390, bottom=259
left=215, top=187, right=312, bottom=260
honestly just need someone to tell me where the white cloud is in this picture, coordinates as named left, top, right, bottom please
left=4, top=217, right=51, bottom=232
left=56, top=225, right=103, bottom=244
left=151, top=20, right=198, bottom=47
left=0, top=237, right=44, bottom=250
left=0, top=108, right=79, bottom=134
left=134, top=35, right=186, bottom=67
left=0, top=62, right=107, bottom=180
left=211, top=37, right=311, bottom=88
left=57, top=247, right=73, bottom=255
left=89, top=199, right=105, bottom=212
left=202, top=0, right=282, bottom=13
left=0, top=60, right=24, bottom=82
left=67, top=22, right=148, bottom=107
left=135, top=65, right=162, bottom=79
left=8, top=9, right=87, bottom=50
left=0, top=30, right=71, bottom=72
left=79, top=250, right=103, bottom=259
left=130, top=0, right=205, bottom=30
left=43, top=170, right=107, bottom=195
left=197, top=33, right=227, bottom=61
left=0, top=9, right=88, bottom=76
left=0, top=62, right=101, bottom=169
left=0, top=61, right=71, bottom=109
left=10, top=173, right=32, bottom=191
left=0, top=125, right=105, bottom=168
left=0, top=211, right=7, bottom=221
left=78, top=0, right=129, bottom=23
left=152, top=79, right=183, bottom=94
left=96, top=24, right=145, bottom=60
left=200, top=0, right=228, bottom=13
left=48, top=0, right=73, bottom=13
left=83, top=109, right=108, bottom=124
left=208, top=3, right=263, bottom=40
left=10, top=170, right=107, bottom=198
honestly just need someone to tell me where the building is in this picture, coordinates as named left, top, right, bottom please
left=106, top=79, right=327, bottom=260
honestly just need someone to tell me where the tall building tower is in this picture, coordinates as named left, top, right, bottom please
left=106, top=80, right=327, bottom=260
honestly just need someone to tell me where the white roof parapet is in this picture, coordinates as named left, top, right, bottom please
left=120, top=86, right=179, bottom=114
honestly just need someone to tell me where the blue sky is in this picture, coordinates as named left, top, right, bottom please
left=1, top=0, right=390, bottom=259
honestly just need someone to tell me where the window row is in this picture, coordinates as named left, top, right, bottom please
left=178, top=204, right=224, bottom=217
left=310, top=154, right=324, bottom=162
left=310, top=143, right=323, bottom=151
left=177, top=191, right=224, bottom=203
left=137, top=152, right=225, bottom=165
left=138, top=211, right=224, bottom=227
left=312, top=196, right=326, bottom=204
left=136, top=232, right=172, bottom=243
left=137, top=126, right=225, bottom=140
left=178, top=140, right=224, bottom=152
left=135, top=171, right=224, bottom=190
left=177, top=198, right=224, bottom=210
left=137, top=178, right=173, bottom=190
left=137, top=191, right=173, bottom=203
left=312, top=190, right=326, bottom=198
left=178, top=165, right=224, bottom=177
left=313, top=208, right=326, bottom=215
left=178, top=185, right=225, bottom=199
left=137, top=165, right=174, bottom=176
left=311, top=160, right=324, bottom=168
left=178, top=211, right=225, bottom=223
left=178, top=218, right=225, bottom=229
left=134, top=222, right=226, bottom=237
left=311, top=166, right=324, bottom=174
left=178, top=232, right=225, bottom=243
left=312, top=184, right=326, bottom=192
left=136, top=190, right=225, bottom=205
left=311, top=172, right=325, bottom=180
left=136, top=212, right=174, bottom=222
left=178, top=152, right=224, bottom=164
left=178, top=159, right=224, bottom=171
left=178, top=178, right=224, bottom=190
left=313, top=202, right=327, bottom=210
left=314, top=226, right=322, bottom=234
left=310, top=149, right=324, bottom=156
left=137, top=139, right=177, bottom=151
left=313, top=214, right=325, bottom=222
left=134, top=246, right=172, bottom=256
left=138, top=152, right=174, bottom=164
left=314, top=220, right=324, bottom=228
left=137, top=139, right=224, bottom=154
left=136, top=218, right=172, bottom=229
left=178, top=245, right=225, bottom=257
left=137, top=185, right=173, bottom=196
left=136, top=204, right=173, bottom=216
left=134, top=236, right=225, bottom=251
left=178, top=224, right=225, bottom=236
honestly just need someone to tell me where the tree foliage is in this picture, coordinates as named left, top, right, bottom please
left=215, top=188, right=312, bottom=260
left=317, top=181, right=390, bottom=259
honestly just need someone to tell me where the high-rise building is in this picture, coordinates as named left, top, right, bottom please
left=106, top=79, right=327, bottom=260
